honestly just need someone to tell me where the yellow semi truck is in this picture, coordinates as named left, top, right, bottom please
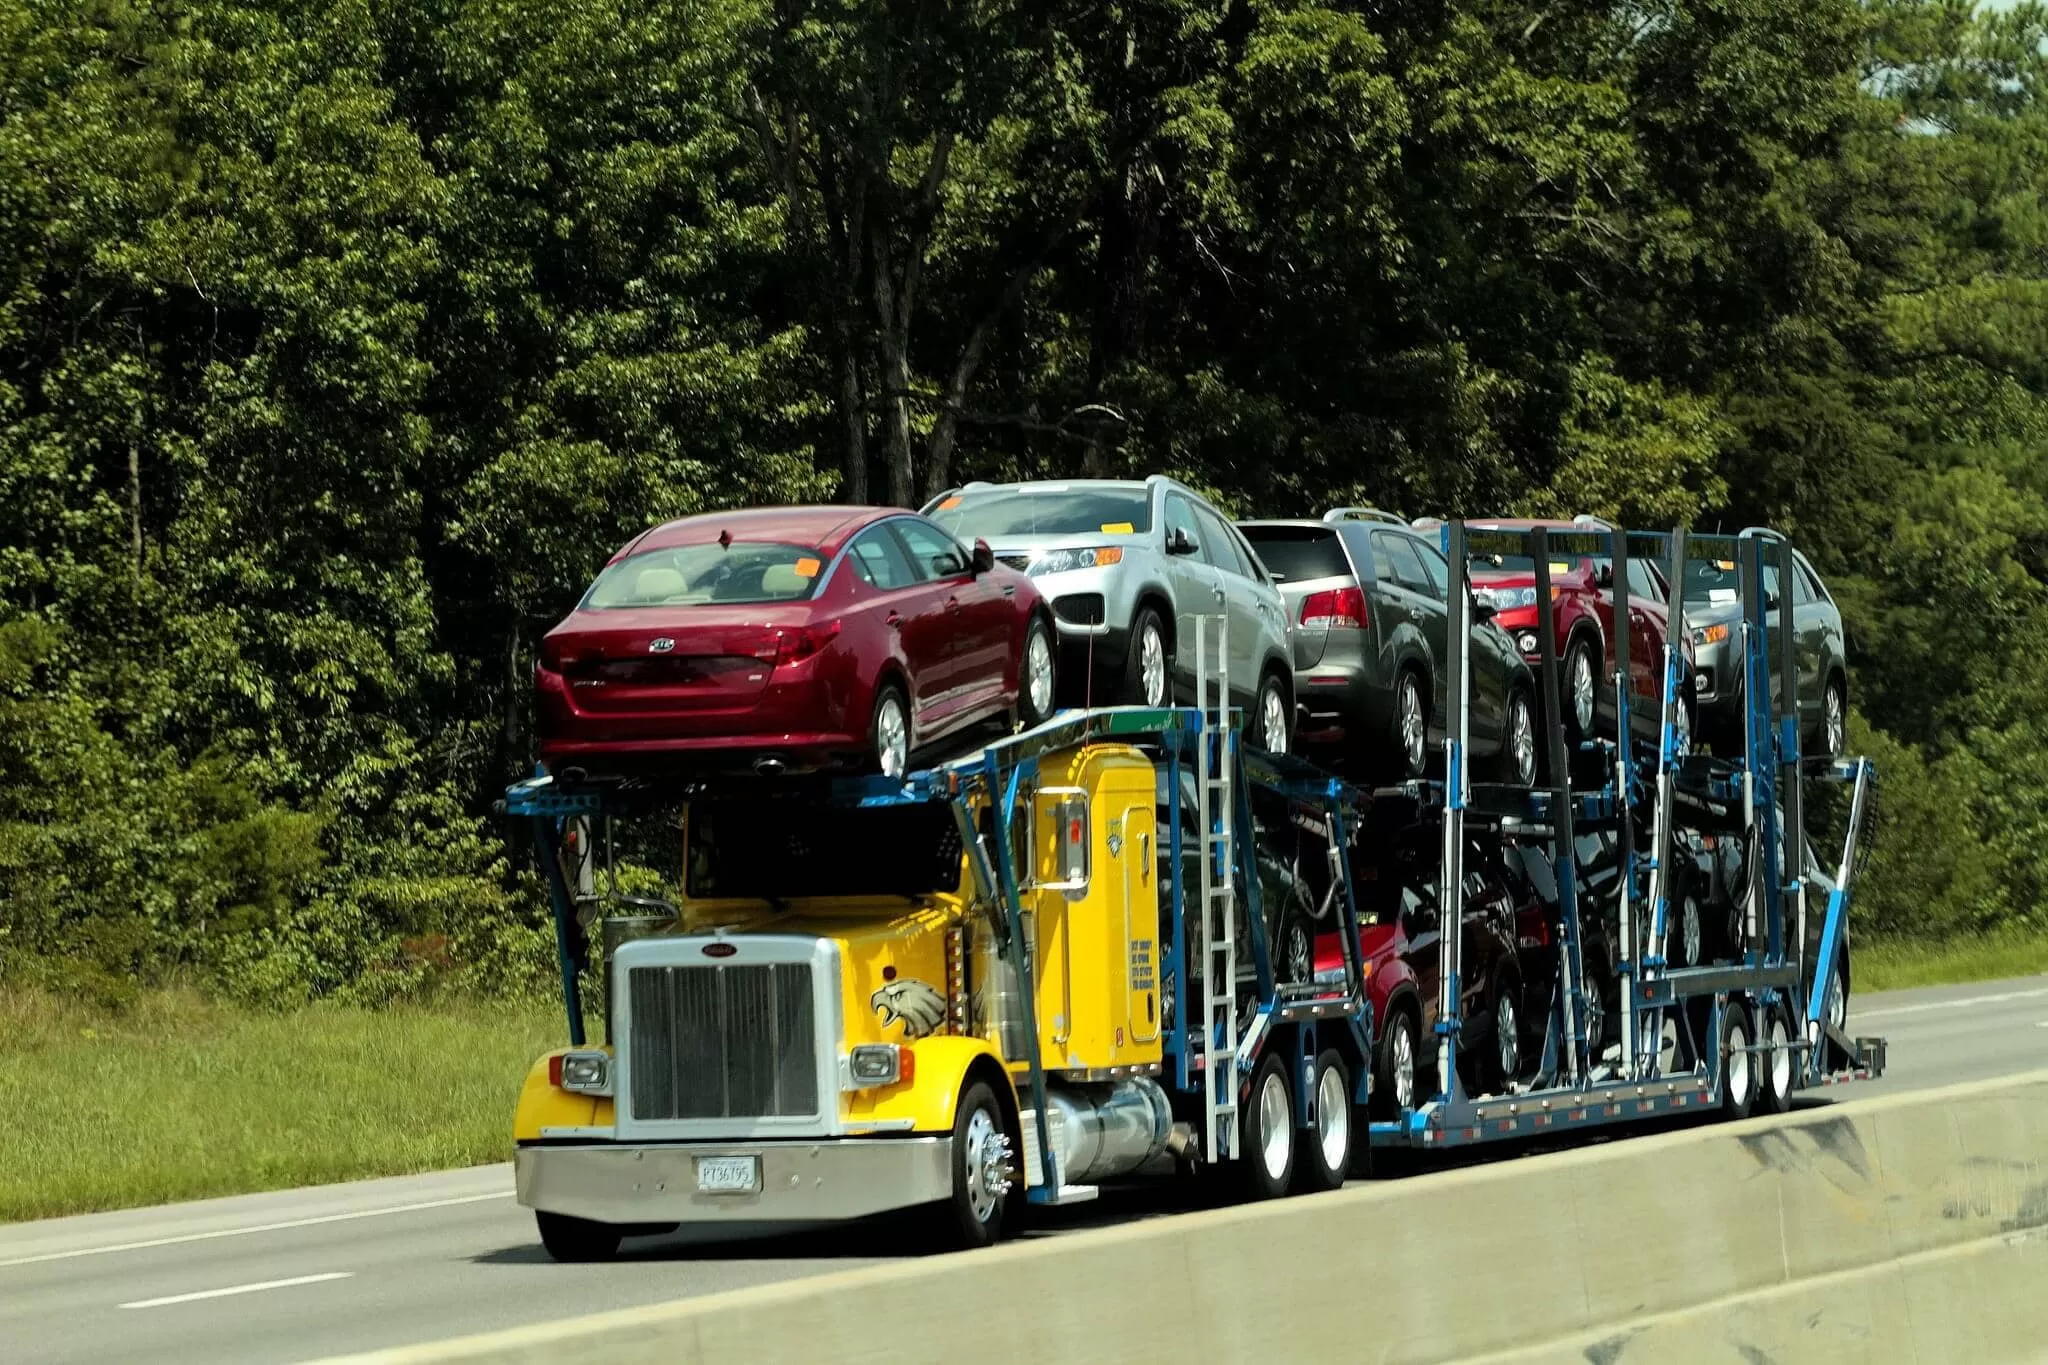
left=505, top=706, right=1373, bottom=1259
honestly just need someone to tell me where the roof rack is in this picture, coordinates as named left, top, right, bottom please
left=1322, top=506, right=1409, bottom=527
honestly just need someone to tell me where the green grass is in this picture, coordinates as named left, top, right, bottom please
left=1858, top=931, right=2048, bottom=994
left=0, top=990, right=570, bottom=1224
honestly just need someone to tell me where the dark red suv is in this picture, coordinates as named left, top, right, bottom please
left=1440, top=518, right=1695, bottom=753
left=535, top=506, right=1057, bottom=780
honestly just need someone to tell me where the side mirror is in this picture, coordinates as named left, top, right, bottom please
left=971, top=539, right=995, bottom=575
left=1596, top=563, right=1615, bottom=588
left=1166, top=527, right=1198, bottom=556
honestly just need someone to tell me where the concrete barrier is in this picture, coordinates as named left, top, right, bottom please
left=309, top=1071, right=2048, bottom=1365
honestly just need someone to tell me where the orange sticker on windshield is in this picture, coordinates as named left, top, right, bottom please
left=1100, top=522, right=1135, bottom=534
left=937, top=496, right=963, bottom=510
left=795, top=557, right=822, bottom=577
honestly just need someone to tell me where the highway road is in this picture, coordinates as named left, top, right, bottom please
left=4, top=973, right=2044, bottom=1365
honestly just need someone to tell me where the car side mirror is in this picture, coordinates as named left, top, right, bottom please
left=971, top=539, right=995, bottom=575
left=1596, top=563, right=1614, bottom=588
left=1167, top=527, right=1198, bottom=556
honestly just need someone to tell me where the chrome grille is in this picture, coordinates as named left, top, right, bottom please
left=627, top=963, right=818, bottom=1121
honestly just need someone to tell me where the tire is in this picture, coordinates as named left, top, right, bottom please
left=1273, top=897, right=1314, bottom=988
left=1563, top=635, right=1600, bottom=741
left=1719, top=998, right=1757, bottom=1121
left=1388, top=669, right=1428, bottom=780
left=1757, top=998, right=1795, bottom=1115
left=1815, top=677, right=1846, bottom=759
left=1475, top=975, right=1523, bottom=1094
left=1253, top=669, right=1291, bottom=754
left=1018, top=615, right=1057, bottom=729
left=868, top=682, right=911, bottom=777
left=535, top=1211, right=622, bottom=1263
left=927, top=1079, right=1016, bottom=1250
left=1494, top=688, right=1537, bottom=787
left=1238, top=1050, right=1296, bottom=1200
left=1673, top=890, right=1704, bottom=970
left=1371, top=1002, right=1420, bottom=1120
left=1293, top=1049, right=1353, bottom=1194
left=1124, top=605, right=1172, bottom=708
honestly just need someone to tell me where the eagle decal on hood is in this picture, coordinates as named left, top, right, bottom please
left=871, top=978, right=947, bottom=1039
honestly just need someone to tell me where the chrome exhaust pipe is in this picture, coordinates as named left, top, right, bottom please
left=752, top=756, right=787, bottom=776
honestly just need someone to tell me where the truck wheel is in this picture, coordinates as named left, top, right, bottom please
left=535, top=1211, right=622, bottom=1263
left=1239, top=1051, right=1296, bottom=1200
left=1757, top=999, right=1795, bottom=1115
left=1370, top=1005, right=1419, bottom=1120
left=1294, top=1049, right=1353, bottom=1193
left=1719, top=999, right=1756, bottom=1121
left=932, top=1080, right=1014, bottom=1250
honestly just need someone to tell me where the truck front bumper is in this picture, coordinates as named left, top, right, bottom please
left=515, top=1137, right=954, bottom=1225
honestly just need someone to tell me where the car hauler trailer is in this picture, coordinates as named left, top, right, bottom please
left=501, top=621, right=1376, bottom=1259
left=1357, top=521, right=1886, bottom=1154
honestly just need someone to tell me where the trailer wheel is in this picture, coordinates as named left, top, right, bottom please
left=1757, top=999, right=1795, bottom=1115
left=929, top=1080, right=1015, bottom=1250
left=1294, top=1049, right=1353, bottom=1194
left=535, top=1211, right=622, bottom=1263
left=1239, top=1051, right=1296, bottom=1200
left=1719, top=999, right=1757, bottom=1121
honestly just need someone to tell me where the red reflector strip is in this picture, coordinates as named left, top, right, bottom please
left=898, top=1046, right=915, bottom=1086
left=548, top=1055, right=564, bottom=1088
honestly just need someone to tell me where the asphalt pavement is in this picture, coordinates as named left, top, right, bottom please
left=3, top=973, right=2044, bottom=1365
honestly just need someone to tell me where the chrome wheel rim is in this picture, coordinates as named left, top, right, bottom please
left=1657, top=1013, right=1681, bottom=1076
left=961, top=1106, right=1008, bottom=1224
left=1672, top=695, right=1693, bottom=759
left=1284, top=922, right=1311, bottom=984
left=876, top=695, right=909, bottom=776
left=1497, top=993, right=1519, bottom=1081
left=1826, top=966, right=1846, bottom=1032
left=1509, top=696, right=1536, bottom=784
left=1400, top=679, right=1425, bottom=774
left=1572, top=649, right=1596, bottom=733
left=1682, top=895, right=1702, bottom=967
left=1727, top=1018, right=1752, bottom=1106
left=1826, top=687, right=1844, bottom=755
left=1026, top=627, right=1054, bottom=716
left=1315, top=1063, right=1350, bottom=1175
left=1261, top=683, right=1289, bottom=753
left=1139, top=624, right=1167, bottom=705
left=1767, top=1011, right=1791, bottom=1100
left=1392, top=1019, right=1416, bottom=1110
left=1257, top=1069, right=1292, bottom=1183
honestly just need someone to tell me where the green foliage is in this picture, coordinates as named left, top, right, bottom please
left=3, top=0, right=2046, bottom=996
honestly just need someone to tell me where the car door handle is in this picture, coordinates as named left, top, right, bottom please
left=946, top=597, right=961, bottom=613
left=886, top=611, right=902, bottom=628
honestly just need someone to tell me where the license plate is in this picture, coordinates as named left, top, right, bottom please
left=694, top=1155, right=759, bottom=1194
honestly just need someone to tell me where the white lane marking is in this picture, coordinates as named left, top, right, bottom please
left=121, top=1271, right=353, bottom=1309
left=0, top=1191, right=512, bottom=1268
left=1853, top=986, right=2048, bottom=1023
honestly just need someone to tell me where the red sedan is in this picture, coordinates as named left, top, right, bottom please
left=535, top=506, right=1058, bottom=780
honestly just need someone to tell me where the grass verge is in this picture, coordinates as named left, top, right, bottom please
left=1858, top=931, right=2048, bottom=994
left=0, top=990, right=570, bottom=1224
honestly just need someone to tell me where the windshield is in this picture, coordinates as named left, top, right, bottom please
left=1239, top=526, right=1350, bottom=582
left=686, top=801, right=963, bottom=900
left=1681, top=558, right=1779, bottom=605
left=582, top=542, right=824, bottom=609
left=1469, top=552, right=1588, bottom=577
left=928, top=487, right=1153, bottom=538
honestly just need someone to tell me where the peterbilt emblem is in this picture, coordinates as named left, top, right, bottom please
left=649, top=638, right=675, bottom=653
left=871, top=979, right=947, bottom=1040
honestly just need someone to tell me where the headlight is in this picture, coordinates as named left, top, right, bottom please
left=847, top=1043, right=915, bottom=1088
left=1029, top=546, right=1123, bottom=576
left=1693, top=623, right=1730, bottom=647
left=551, top=1050, right=612, bottom=1096
left=1483, top=587, right=1539, bottom=610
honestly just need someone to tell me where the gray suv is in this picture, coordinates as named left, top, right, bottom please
left=923, top=477, right=1295, bottom=750
left=1682, top=538, right=1847, bottom=758
left=1236, top=509, right=1538, bottom=785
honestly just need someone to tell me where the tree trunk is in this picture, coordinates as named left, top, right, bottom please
left=128, top=441, right=144, bottom=585
left=833, top=313, right=869, bottom=503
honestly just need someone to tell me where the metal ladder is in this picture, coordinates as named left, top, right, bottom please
left=1194, top=613, right=1237, bottom=1164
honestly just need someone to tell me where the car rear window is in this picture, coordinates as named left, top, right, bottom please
left=927, top=487, right=1153, bottom=537
left=1236, top=526, right=1351, bottom=583
left=581, top=541, right=825, bottom=609
left=1469, top=552, right=1590, bottom=576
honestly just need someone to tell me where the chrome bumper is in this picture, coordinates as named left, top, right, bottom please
left=515, top=1138, right=954, bottom=1224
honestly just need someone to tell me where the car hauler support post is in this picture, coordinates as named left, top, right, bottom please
left=532, top=813, right=588, bottom=1048
left=1739, top=535, right=1782, bottom=966
left=1611, top=527, right=1638, bottom=1077
left=1437, top=520, right=1471, bottom=1101
left=1529, top=528, right=1587, bottom=1086
left=976, top=756, right=1063, bottom=1200
left=1772, top=533, right=1803, bottom=976
left=1639, top=528, right=1688, bottom=1075
left=1805, top=757, right=1871, bottom=1079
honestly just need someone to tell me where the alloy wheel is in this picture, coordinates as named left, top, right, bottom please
left=1825, top=685, right=1845, bottom=756
left=1261, top=681, right=1290, bottom=754
left=1025, top=627, right=1055, bottom=717
left=1400, top=678, right=1426, bottom=775
left=1257, top=1069, right=1292, bottom=1184
left=1315, top=1062, right=1351, bottom=1176
left=1572, top=648, right=1596, bottom=733
left=1392, top=1017, right=1416, bottom=1110
left=1284, top=920, right=1312, bottom=985
left=1509, top=695, right=1536, bottom=784
left=1496, top=992, right=1520, bottom=1081
left=1139, top=624, right=1167, bottom=706
left=876, top=694, right=909, bottom=777
left=1682, top=894, right=1703, bottom=968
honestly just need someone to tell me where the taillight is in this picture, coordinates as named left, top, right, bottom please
left=767, top=620, right=842, bottom=666
left=1300, top=586, right=1368, bottom=631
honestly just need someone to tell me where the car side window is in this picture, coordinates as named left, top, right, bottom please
left=1627, top=557, right=1664, bottom=603
left=1165, top=493, right=1205, bottom=562
left=1378, top=533, right=1435, bottom=598
left=892, top=518, right=970, bottom=581
left=1406, top=536, right=1451, bottom=602
left=1194, top=505, right=1250, bottom=579
left=847, top=525, right=920, bottom=591
left=1793, top=558, right=1822, bottom=605
left=1369, top=531, right=1403, bottom=588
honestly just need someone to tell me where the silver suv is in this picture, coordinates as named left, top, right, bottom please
left=923, top=476, right=1295, bottom=750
